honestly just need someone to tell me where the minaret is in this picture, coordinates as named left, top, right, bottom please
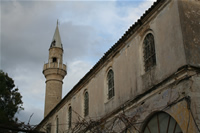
left=43, top=21, right=67, bottom=117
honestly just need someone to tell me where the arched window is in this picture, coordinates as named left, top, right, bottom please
left=68, top=106, right=72, bottom=128
left=84, top=91, right=89, bottom=117
left=107, top=69, right=114, bottom=99
left=143, top=33, right=156, bottom=72
left=143, top=112, right=182, bottom=133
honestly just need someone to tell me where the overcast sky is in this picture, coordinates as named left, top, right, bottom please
left=1, top=0, right=156, bottom=126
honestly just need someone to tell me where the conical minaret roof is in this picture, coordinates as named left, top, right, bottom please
left=50, top=20, right=63, bottom=49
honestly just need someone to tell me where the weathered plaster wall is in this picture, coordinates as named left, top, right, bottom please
left=120, top=74, right=200, bottom=133
left=178, top=0, right=200, bottom=67
left=189, top=74, right=200, bottom=130
left=102, top=0, right=186, bottom=115
left=139, top=0, right=186, bottom=93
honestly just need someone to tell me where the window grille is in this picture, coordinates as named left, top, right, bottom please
left=143, top=33, right=156, bottom=72
left=84, top=91, right=89, bottom=117
left=107, top=69, right=114, bottom=99
left=143, top=112, right=182, bottom=133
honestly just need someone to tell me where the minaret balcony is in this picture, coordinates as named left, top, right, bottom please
left=43, top=62, right=67, bottom=71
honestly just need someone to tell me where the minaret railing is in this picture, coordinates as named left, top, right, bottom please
left=43, top=62, right=67, bottom=70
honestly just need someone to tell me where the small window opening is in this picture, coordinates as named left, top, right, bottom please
left=68, top=106, right=72, bottom=129
left=51, top=40, right=56, bottom=47
left=84, top=91, right=89, bottom=117
left=56, top=117, right=59, bottom=133
left=107, top=69, right=114, bottom=99
left=53, top=57, right=57, bottom=62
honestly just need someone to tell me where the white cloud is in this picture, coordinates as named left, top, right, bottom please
left=63, top=60, right=93, bottom=95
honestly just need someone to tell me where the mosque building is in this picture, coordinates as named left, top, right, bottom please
left=36, top=0, right=200, bottom=132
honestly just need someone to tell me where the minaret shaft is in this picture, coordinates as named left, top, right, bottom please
left=43, top=23, right=67, bottom=117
